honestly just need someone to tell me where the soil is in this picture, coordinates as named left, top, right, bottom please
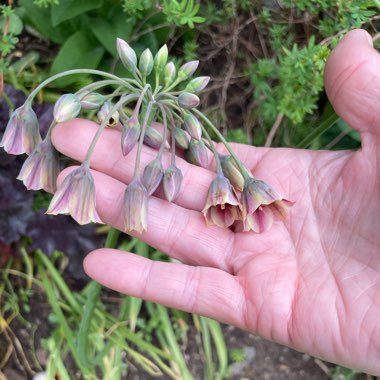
left=1, top=287, right=376, bottom=380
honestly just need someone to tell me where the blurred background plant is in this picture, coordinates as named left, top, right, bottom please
left=1, top=0, right=379, bottom=379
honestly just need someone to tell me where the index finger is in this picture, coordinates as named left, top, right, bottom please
left=51, top=119, right=269, bottom=212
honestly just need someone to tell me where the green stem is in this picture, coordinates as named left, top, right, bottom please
left=193, top=109, right=251, bottom=180
left=133, top=100, right=153, bottom=179
left=200, top=124, right=222, bottom=174
left=75, top=79, right=126, bottom=98
left=26, top=69, right=137, bottom=104
left=163, top=77, right=182, bottom=93
left=157, top=103, right=168, bottom=159
left=153, top=72, right=160, bottom=96
left=132, top=83, right=151, bottom=118
left=36, top=255, right=91, bottom=377
left=297, top=112, right=340, bottom=149
left=77, top=228, right=120, bottom=369
left=164, top=105, right=177, bottom=166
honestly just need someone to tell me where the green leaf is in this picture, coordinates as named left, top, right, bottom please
left=0, top=14, right=23, bottom=35
left=88, top=13, right=134, bottom=57
left=19, top=0, right=67, bottom=43
left=51, top=0, right=104, bottom=27
left=50, top=31, right=105, bottom=87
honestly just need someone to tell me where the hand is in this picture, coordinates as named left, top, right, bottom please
left=51, top=29, right=380, bottom=375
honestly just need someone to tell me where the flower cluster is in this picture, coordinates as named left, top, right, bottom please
left=1, top=38, right=292, bottom=234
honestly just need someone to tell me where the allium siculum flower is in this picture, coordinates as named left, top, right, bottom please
left=54, top=94, right=81, bottom=123
left=186, top=139, right=208, bottom=168
left=0, top=103, right=41, bottom=155
left=17, top=137, right=60, bottom=193
left=123, top=178, right=148, bottom=233
left=220, top=155, right=245, bottom=192
left=241, top=177, right=292, bottom=233
left=202, top=174, right=240, bottom=228
left=163, top=165, right=183, bottom=202
left=121, top=116, right=140, bottom=156
left=46, top=163, right=103, bottom=225
left=142, top=158, right=164, bottom=196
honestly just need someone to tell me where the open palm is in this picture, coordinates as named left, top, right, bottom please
left=52, top=30, right=380, bottom=375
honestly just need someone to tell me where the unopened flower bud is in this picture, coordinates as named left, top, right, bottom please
left=178, top=92, right=200, bottom=109
left=186, top=139, right=208, bottom=168
left=0, top=103, right=41, bottom=155
left=220, top=155, right=245, bottom=192
left=178, top=60, right=199, bottom=80
left=123, top=178, right=148, bottom=233
left=184, top=113, right=202, bottom=140
left=154, top=44, right=168, bottom=73
left=142, top=158, right=164, bottom=195
left=139, top=48, right=154, bottom=77
left=117, top=38, right=137, bottom=72
left=54, top=94, right=81, bottom=123
left=46, top=163, right=103, bottom=225
left=143, top=127, right=169, bottom=150
left=174, top=127, right=190, bottom=149
left=17, top=137, right=60, bottom=193
left=164, top=62, right=176, bottom=86
left=185, top=76, right=210, bottom=93
left=163, top=165, right=183, bottom=202
left=121, top=116, right=141, bottom=156
left=80, top=92, right=106, bottom=110
left=97, top=101, right=119, bottom=128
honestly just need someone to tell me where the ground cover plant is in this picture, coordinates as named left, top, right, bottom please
left=1, top=0, right=380, bottom=379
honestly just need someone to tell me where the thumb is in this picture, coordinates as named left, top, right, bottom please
left=324, top=29, right=380, bottom=140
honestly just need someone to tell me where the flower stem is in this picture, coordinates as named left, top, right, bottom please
left=164, top=105, right=177, bottom=166
left=133, top=101, right=153, bottom=180
left=193, top=109, right=251, bottom=180
left=200, top=125, right=222, bottom=174
left=133, top=84, right=151, bottom=118
left=157, top=103, right=168, bottom=159
left=84, top=94, right=139, bottom=162
left=26, top=69, right=138, bottom=104
left=75, top=79, right=126, bottom=98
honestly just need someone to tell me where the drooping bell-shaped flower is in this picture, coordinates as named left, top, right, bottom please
left=202, top=174, right=240, bottom=228
left=17, top=137, right=60, bottom=193
left=163, top=165, right=183, bottom=202
left=121, top=116, right=141, bottom=156
left=54, top=94, right=81, bottom=123
left=0, top=103, right=41, bottom=155
left=142, top=158, right=164, bottom=196
left=241, top=177, right=292, bottom=233
left=123, top=178, right=148, bottom=233
left=46, top=162, right=103, bottom=225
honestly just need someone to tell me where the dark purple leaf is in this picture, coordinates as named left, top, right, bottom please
left=27, top=211, right=105, bottom=279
